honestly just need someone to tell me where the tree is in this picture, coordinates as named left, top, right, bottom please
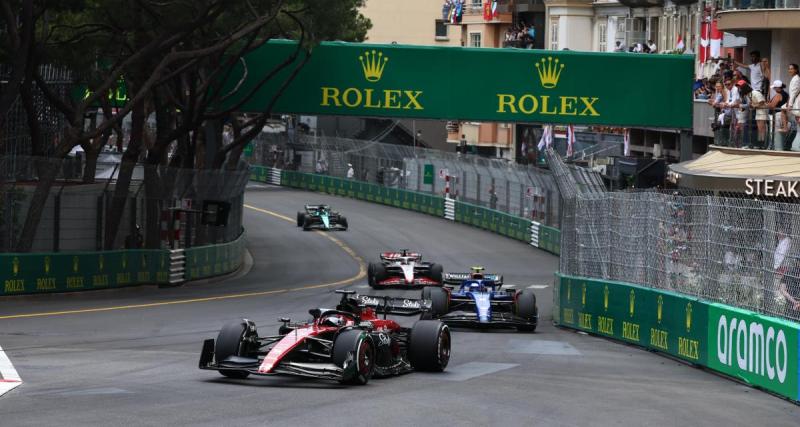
left=4, top=0, right=371, bottom=251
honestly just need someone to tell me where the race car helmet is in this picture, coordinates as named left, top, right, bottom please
left=321, top=314, right=344, bottom=327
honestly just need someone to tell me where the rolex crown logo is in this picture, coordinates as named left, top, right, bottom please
left=581, top=283, right=586, bottom=307
left=629, top=290, right=635, bottom=317
left=535, top=57, right=565, bottom=89
left=142, top=254, right=147, bottom=269
left=99, top=255, right=104, bottom=271
left=45, top=256, right=51, bottom=275
left=12, top=257, right=19, bottom=276
left=359, top=50, right=389, bottom=83
left=686, top=303, right=693, bottom=332
left=603, top=285, right=609, bottom=311
left=73, top=256, right=79, bottom=273
left=657, top=295, right=664, bottom=324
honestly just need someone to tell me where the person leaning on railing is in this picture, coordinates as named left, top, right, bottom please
left=769, top=80, right=790, bottom=150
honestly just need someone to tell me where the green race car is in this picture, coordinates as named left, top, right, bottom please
left=296, top=204, right=349, bottom=231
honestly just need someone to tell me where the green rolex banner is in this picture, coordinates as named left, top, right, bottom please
left=423, top=164, right=434, bottom=185
left=218, top=41, right=693, bottom=129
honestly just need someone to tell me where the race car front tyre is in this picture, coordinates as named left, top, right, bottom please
left=339, top=216, right=348, bottom=230
left=409, top=321, right=450, bottom=372
left=514, top=291, right=538, bottom=332
left=302, top=217, right=313, bottom=231
left=429, top=264, right=444, bottom=284
left=368, top=262, right=386, bottom=288
left=215, top=320, right=255, bottom=379
left=296, top=212, right=305, bottom=227
left=332, top=330, right=375, bottom=385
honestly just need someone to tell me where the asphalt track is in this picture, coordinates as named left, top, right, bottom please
left=0, top=185, right=799, bottom=426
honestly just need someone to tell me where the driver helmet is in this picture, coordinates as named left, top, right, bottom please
left=321, top=315, right=344, bottom=327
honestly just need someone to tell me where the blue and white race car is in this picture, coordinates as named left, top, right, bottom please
left=421, top=267, right=537, bottom=332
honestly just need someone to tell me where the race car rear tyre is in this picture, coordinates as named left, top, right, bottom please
left=409, top=321, right=450, bottom=372
left=296, top=212, right=305, bottom=227
left=339, top=216, right=348, bottom=230
left=515, top=291, right=538, bottom=332
left=368, top=262, right=386, bottom=288
left=429, top=264, right=444, bottom=284
left=332, top=330, right=375, bottom=385
left=422, top=286, right=449, bottom=317
left=215, top=320, right=255, bottom=379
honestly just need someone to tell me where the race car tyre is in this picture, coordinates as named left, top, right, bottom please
left=409, top=320, right=450, bottom=372
left=296, top=212, right=305, bottom=227
left=302, top=217, right=313, bottom=231
left=421, top=286, right=449, bottom=317
left=514, top=291, right=538, bottom=332
left=215, top=320, right=255, bottom=379
left=368, top=262, right=387, bottom=288
left=429, top=264, right=444, bottom=284
left=339, top=216, right=348, bottom=230
left=332, top=330, right=375, bottom=385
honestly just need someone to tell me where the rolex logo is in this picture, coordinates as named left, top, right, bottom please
left=12, top=257, right=19, bottom=276
left=99, top=255, right=104, bottom=271
left=535, top=57, right=564, bottom=89
left=44, top=256, right=51, bottom=275
left=657, top=295, right=664, bottom=324
left=73, top=256, right=79, bottom=273
left=567, top=281, right=571, bottom=302
left=603, top=285, right=609, bottom=311
left=629, top=290, right=635, bottom=317
left=685, top=303, right=693, bottom=332
left=359, top=50, right=388, bottom=83
left=141, top=254, right=147, bottom=269
left=122, top=254, right=128, bottom=269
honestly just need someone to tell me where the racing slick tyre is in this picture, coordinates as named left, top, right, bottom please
left=429, top=264, right=444, bottom=284
left=409, top=320, right=451, bottom=372
left=332, top=330, right=375, bottom=385
left=339, top=216, right=348, bottom=231
left=367, top=262, right=387, bottom=288
left=215, top=320, right=256, bottom=379
left=302, top=217, right=313, bottom=231
left=514, top=291, right=538, bottom=332
left=421, top=286, right=449, bottom=318
left=296, top=212, right=306, bottom=227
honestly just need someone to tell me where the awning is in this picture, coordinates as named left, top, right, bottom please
left=668, top=146, right=800, bottom=192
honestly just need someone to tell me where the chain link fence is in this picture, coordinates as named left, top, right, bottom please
left=561, top=189, right=800, bottom=322
left=249, top=133, right=563, bottom=226
left=0, top=156, right=248, bottom=253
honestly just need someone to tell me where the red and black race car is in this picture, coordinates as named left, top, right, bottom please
left=199, top=290, right=450, bottom=385
left=367, top=249, right=444, bottom=288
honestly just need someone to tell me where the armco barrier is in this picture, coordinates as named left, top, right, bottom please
left=555, top=273, right=800, bottom=402
left=1, top=232, right=245, bottom=296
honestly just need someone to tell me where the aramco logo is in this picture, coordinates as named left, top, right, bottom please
left=535, top=57, right=564, bottom=89
left=359, top=50, right=388, bottom=82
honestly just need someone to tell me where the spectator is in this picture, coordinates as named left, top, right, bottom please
left=710, top=81, right=731, bottom=146
left=739, top=81, right=768, bottom=148
left=769, top=80, right=789, bottom=150
left=346, top=163, right=355, bottom=179
left=489, top=185, right=498, bottom=210
left=787, top=64, right=800, bottom=125
left=647, top=40, right=657, bottom=53
left=735, top=51, right=764, bottom=92
left=614, top=41, right=624, bottom=52
left=761, top=57, right=772, bottom=95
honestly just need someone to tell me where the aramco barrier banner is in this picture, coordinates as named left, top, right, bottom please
left=220, top=41, right=693, bottom=129
left=557, top=274, right=708, bottom=365
left=707, top=304, right=799, bottom=401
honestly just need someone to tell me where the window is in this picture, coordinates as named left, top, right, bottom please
left=550, top=18, right=559, bottom=51
left=470, top=32, right=482, bottom=47
left=435, top=20, right=448, bottom=39
left=598, top=22, right=607, bottom=52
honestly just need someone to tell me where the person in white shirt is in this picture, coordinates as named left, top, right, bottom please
left=647, top=40, right=657, bottom=53
left=735, top=51, right=764, bottom=93
left=346, top=163, right=355, bottom=179
left=787, top=64, right=800, bottom=119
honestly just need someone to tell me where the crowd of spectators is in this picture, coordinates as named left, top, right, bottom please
left=698, top=51, right=800, bottom=150
left=504, top=22, right=535, bottom=49
left=613, top=40, right=658, bottom=54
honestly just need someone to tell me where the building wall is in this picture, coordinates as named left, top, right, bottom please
left=360, top=1, right=448, bottom=46
left=547, top=6, right=594, bottom=51
left=771, top=30, right=800, bottom=85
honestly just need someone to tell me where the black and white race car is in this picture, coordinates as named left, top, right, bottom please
left=367, top=250, right=444, bottom=288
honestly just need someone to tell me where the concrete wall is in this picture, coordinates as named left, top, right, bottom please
left=361, top=0, right=446, bottom=46
left=770, top=29, right=800, bottom=85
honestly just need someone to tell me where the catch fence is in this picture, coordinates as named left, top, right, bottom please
left=560, top=190, right=800, bottom=322
left=249, top=134, right=563, bottom=227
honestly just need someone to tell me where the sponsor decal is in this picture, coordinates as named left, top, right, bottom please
left=320, top=50, right=424, bottom=112
left=716, top=314, right=788, bottom=383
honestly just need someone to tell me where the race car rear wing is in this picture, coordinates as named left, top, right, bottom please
left=305, top=204, right=331, bottom=211
left=443, top=272, right=503, bottom=285
left=356, top=294, right=431, bottom=316
left=380, top=251, right=422, bottom=261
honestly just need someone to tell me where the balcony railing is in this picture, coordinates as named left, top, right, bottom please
left=719, top=0, right=800, bottom=10
left=700, top=104, right=800, bottom=151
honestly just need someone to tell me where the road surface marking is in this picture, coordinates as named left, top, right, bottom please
left=0, top=206, right=365, bottom=321
left=419, top=362, right=518, bottom=382
left=527, top=285, right=549, bottom=289
left=0, top=346, right=22, bottom=397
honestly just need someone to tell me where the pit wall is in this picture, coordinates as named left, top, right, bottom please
left=249, top=166, right=561, bottom=255
left=1, top=232, right=245, bottom=296
left=555, top=273, right=800, bottom=402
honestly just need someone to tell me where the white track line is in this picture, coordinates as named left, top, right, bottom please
left=0, top=346, right=22, bottom=397
left=527, top=285, right=549, bottom=289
